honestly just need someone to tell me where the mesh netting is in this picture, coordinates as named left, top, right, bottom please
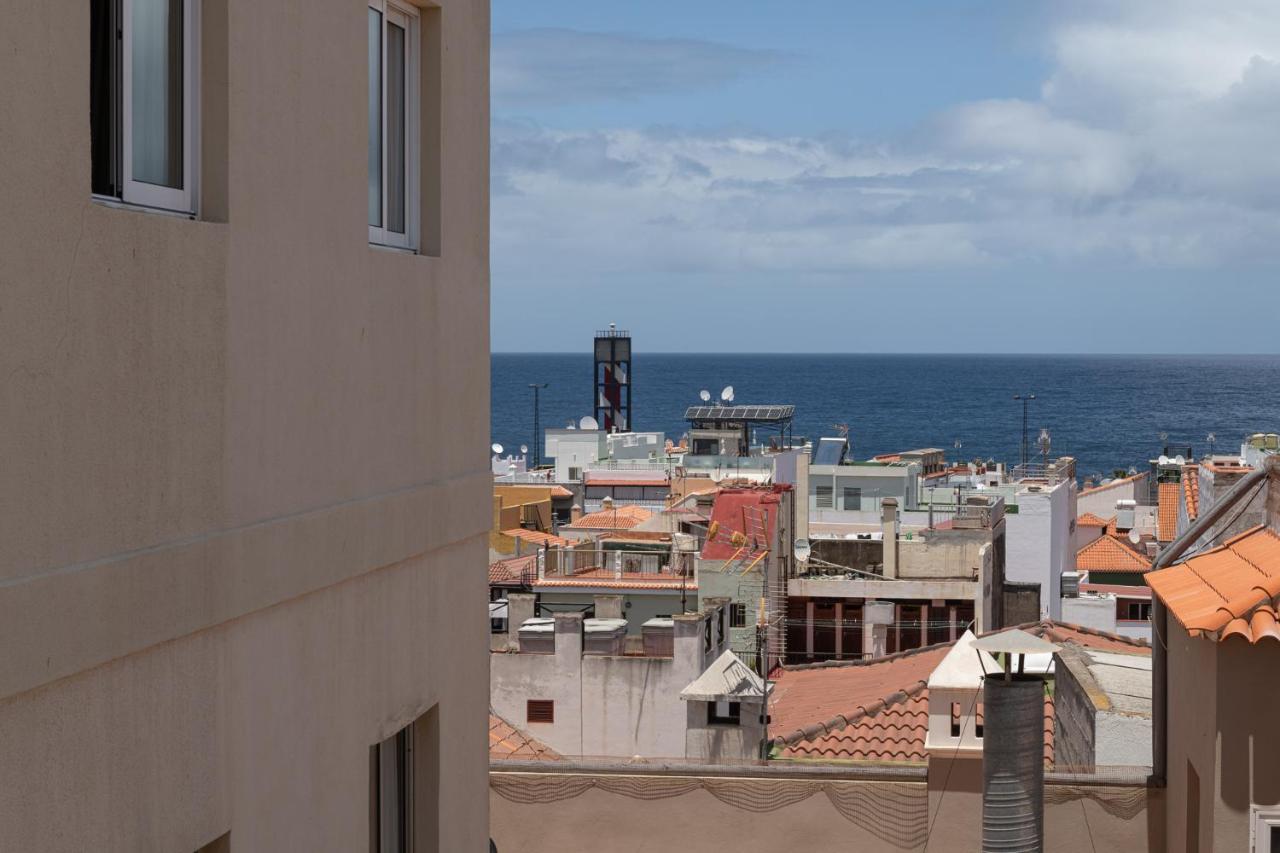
left=491, top=772, right=930, bottom=849
left=1044, top=784, right=1150, bottom=821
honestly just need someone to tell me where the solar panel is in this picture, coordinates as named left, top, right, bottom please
left=683, top=405, right=794, bottom=422
left=812, top=437, right=847, bottom=466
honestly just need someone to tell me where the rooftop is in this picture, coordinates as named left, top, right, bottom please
left=1076, top=534, right=1152, bottom=574
left=768, top=621, right=1147, bottom=764
left=1079, top=472, right=1148, bottom=498
left=1056, top=645, right=1152, bottom=718
left=1157, top=482, right=1180, bottom=542
left=490, top=554, right=536, bottom=586
left=567, top=505, right=655, bottom=530
left=1183, top=464, right=1200, bottom=521
left=1077, top=513, right=1113, bottom=528
left=1146, top=525, right=1280, bottom=644
left=701, top=487, right=785, bottom=560
left=502, top=528, right=573, bottom=549
left=532, top=568, right=694, bottom=592
left=490, top=711, right=561, bottom=761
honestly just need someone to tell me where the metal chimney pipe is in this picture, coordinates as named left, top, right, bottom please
left=982, top=676, right=1045, bottom=852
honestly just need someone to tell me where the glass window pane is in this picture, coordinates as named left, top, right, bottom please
left=131, top=0, right=183, bottom=189
left=386, top=21, right=406, bottom=234
left=368, top=8, right=382, bottom=227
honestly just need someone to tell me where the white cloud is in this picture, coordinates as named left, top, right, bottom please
left=493, top=6, right=1280, bottom=278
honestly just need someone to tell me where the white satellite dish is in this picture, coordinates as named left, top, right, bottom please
left=699, top=389, right=711, bottom=402
left=1174, top=455, right=1185, bottom=465
left=491, top=443, right=504, bottom=455
left=580, top=415, right=599, bottom=430
left=720, top=385, right=735, bottom=403
left=1129, top=529, right=1142, bottom=546
left=520, top=444, right=528, bottom=455
left=1158, top=455, right=1170, bottom=465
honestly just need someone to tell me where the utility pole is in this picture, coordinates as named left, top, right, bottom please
left=1013, top=393, right=1036, bottom=469
left=528, top=383, right=548, bottom=467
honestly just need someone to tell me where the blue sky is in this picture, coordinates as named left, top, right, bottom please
left=490, top=1, right=1280, bottom=353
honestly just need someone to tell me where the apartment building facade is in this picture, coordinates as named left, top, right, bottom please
left=0, top=1, right=489, bottom=850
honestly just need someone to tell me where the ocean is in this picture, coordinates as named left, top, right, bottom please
left=491, top=353, right=1280, bottom=481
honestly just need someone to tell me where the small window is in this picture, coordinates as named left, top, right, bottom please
left=372, top=727, right=413, bottom=853
left=707, top=700, right=741, bottom=726
left=815, top=485, right=833, bottom=509
left=368, top=0, right=419, bottom=250
left=730, top=603, right=747, bottom=628
left=1252, top=807, right=1280, bottom=852
left=842, top=486, right=862, bottom=510
left=568, top=467, right=582, bottom=481
left=527, top=699, right=554, bottom=724
left=91, top=0, right=198, bottom=213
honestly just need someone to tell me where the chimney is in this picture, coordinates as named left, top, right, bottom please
left=593, top=594, right=623, bottom=620
left=570, top=503, right=583, bottom=524
left=506, top=593, right=536, bottom=650
left=881, top=498, right=900, bottom=579
left=553, top=611, right=584, bottom=661
left=672, top=612, right=707, bottom=683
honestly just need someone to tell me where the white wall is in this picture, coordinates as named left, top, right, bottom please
left=1004, top=480, right=1075, bottom=619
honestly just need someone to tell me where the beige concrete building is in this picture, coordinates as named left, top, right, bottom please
left=0, top=0, right=490, bottom=850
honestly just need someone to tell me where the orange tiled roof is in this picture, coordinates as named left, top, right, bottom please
left=533, top=568, right=695, bottom=591
left=1157, top=482, right=1180, bottom=542
left=490, top=555, right=536, bottom=585
left=1077, top=513, right=1112, bottom=528
left=1146, top=525, right=1280, bottom=644
left=549, top=485, right=575, bottom=499
left=567, top=505, right=654, bottom=530
left=1183, top=466, right=1200, bottom=522
left=1076, top=534, right=1152, bottom=574
left=489, top=712, right=561, bottom=761
left=502, top=528, right=572, bottom=548
left=769, top=621, right=1145, bottom=763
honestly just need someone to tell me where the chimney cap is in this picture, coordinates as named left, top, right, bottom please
left=973, top=629, right=1059, bottom=657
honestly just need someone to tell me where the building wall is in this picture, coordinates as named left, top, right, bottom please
left=1164, top=620, right=1221, bottom=853
left=1004, top=481, right=1075, bottom=620
left=1078, top=474, right=1149, bottom=517
left=1211, top=641, right=1280, bottom=852
left=0, top=0, right=490, bottom=849
left=490, top=767, right=1162, bottom=853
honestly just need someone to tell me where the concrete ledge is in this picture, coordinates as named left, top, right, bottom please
left=491, top=759, right=927, bottom=782
left=0, top=470, right=491, bottom=700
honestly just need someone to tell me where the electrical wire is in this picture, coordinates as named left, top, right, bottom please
left=1170, top=478, right=1266, bottom=562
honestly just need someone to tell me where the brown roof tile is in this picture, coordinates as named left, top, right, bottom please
left=1146, top=525, right=1280, bottom=643
left=489, top=712, right=561, bottom=761
left=1076, top=534, right=1152, bottom=574
left=1157, top=482, right=1180, bottom=542
left=490, top=555, right=536, bottom=585
left=1077, top=513, right=1112, bottom=528
left=567, top=505, right=654, bottom=530
left=502, top=528, right=573, bottom=548
left=1183, top=465, right=1200, bottom=522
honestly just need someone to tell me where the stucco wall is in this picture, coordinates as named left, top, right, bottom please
left=1164, top=621, right=1221, bottom=853
left=0, top=0, right=491, bottom=849
left=1005, top=482, right=1074, bottom=620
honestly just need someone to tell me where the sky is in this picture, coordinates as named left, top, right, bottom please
left=490, top=1, right=1280, bottom=353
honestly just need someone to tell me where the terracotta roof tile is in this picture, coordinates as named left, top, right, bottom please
left=567, top=505, right=654, bottom=530
left=1146, top=525, right=1280, bottom=643
left=1076, top=534, right=1152, bottom=574
left=1157, top=482, right=1180, bottom=542
left=549, top=485, right=575, bottom=499
left=489, top=712, right=561, bottom=761
left=1077, top=513, right=1112, bottom=528
left=502, top=528, right=573, bottom=548
left=1182, top=465, right=1199, bottom=522
left=489, top=554, right=536, bottom=585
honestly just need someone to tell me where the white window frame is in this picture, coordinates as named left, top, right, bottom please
left=119, top=0, right=199, bottom=214
left=368, top=0, right=420, bottom=251
left=1252, top=807, right=1280, bottom=852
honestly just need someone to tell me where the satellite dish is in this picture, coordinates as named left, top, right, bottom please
left=580, top=415, right=599, bottom=430
left=1158, top=455, right=1170, bottom=465
left=1129, top=529, right=1142, bottom=546
left=1174, top=455, right=1185, bottom=465
left=491, top=443, right=504, bottom=455
left=720, top=385, right=735, bottom=403
left=520, top=444, right=528, bottom=455
left=794, top=538, right=811, bottom=563
left=699, top=389, right=711, bottom=402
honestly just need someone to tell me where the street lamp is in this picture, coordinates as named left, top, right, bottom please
left=528, top=383, right=549, bottom=468
left=1013, top=394, right=1036, bottom=469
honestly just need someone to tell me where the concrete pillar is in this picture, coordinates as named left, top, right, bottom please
left=834, top=601, right=844, bottom=660
left=506, top=593, right=536, bottom=649
left=673, top=612, right=707, bottom=683
left=920, top=603, right=929, bottom=648
left=552, top=612, right=583, bottom=661
left=864, top=599, right=893, bottom=660
left=805, top=599, right=815, bottom=659
left=882, top=498, right=899, bottom=579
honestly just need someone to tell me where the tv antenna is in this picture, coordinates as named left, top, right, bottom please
left=1037, top=428, right=1051, bottom=464
left=831, top=423, right=850, bottom=438
left=1206, top=432, right=1217, bottom=457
